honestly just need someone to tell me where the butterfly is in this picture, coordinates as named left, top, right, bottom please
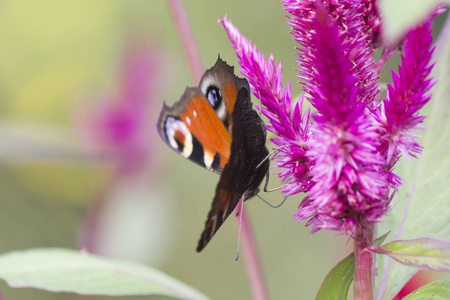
left=157, top=57, right=269, bottom=252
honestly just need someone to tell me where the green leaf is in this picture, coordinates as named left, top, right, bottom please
left=379, top=0, right=442, bottom=43
left=375, top=16, right=450, bottom=300
left=315, top=253, right=354, bottom=300
left=375, top=232, right=390, bottom=246
left=370, top=238, right=450, bottom=272
left=403, top=281, right=450, bottom=300
left=0, top=248, right=209, bottom=300
left=315, top=233, right=388, bottom=300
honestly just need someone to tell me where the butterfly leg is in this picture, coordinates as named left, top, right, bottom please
left=256, top=193, right=288, bottom=208
left=263, top=169, right=270, bottom=192
left=263, top=170, right=289, bottom=192
left=253, top=170, right=288, bottom=208
left=256, top=149, right=278, bottom=170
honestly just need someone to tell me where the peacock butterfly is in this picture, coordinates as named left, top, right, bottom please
left=157, top=57, right=269, bottom=252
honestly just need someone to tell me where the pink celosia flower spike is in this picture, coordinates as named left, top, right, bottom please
left=360, top=0, right=382, bottom=47
left=380, top=21, right=436, bottom=167
left=283, top=0, right=380, bottom=108
left=221, top=0, right=437, bottom=238
left=292, top=3, right=388, bottom=234
left=219, top=15, right=312, bottom=196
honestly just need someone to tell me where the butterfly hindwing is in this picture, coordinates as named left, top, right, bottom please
left=196, top=88, right=270, bottom=252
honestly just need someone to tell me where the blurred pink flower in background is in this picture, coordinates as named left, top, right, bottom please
left=77, top=40, right=167, bottom=175
left=75, top=39, right=177, bottom=262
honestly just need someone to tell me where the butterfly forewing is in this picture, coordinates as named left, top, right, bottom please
left=157, top=58, right=249, bottom=173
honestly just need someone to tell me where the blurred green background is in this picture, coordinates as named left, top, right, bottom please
left=0, top=1, right=446, bottom=300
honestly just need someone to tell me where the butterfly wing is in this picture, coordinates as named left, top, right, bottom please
left=198, top=57, right=248, bottom=130
left=157, top=87, right=232, bottom=172
left=157, top=58, right=248, bottom=173
left=196, top=88, right=270, bottom=252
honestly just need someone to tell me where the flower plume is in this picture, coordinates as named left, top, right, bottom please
left=290, top=3, right=388, bottom=233
left=380, top=21, right=436, bottom=166
left=220, top=1, right=437, bottom=235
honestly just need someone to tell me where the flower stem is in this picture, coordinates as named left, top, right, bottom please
left=235, top=204, right=269, bottom=300
left=167, top=0, right=204, bottom=83
left=354, top=223, right=375, bottom=300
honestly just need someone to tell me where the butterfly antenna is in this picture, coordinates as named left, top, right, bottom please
left=256, top=194, right=288, bottom=208
left=235, top=196, right=245, bottom=261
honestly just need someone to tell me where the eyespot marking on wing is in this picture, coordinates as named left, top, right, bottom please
left=215, top=99, right=227, bottom=122
left=165, top=116, right=193, bottom=158
left=173, top=130, right=185, bottom=147
left=199, top=76, right=212, bottom=96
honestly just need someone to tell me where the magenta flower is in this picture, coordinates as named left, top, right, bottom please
left=220, top=0, right=436, bottom=235
left=379, top=22, right=436, bottom=167
left=76, top=42, right=171, bottom=254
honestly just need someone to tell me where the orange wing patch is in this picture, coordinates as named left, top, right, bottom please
left=180, top=95, right=231, bottom=169
left=173, top=130, right=186, bottom=145
left=223, top=82, right=238, bottom=114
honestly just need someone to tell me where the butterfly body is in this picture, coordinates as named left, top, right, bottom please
left=197, top=88, right=269, bottom=252
left=157, top=58, right=269, bottom=252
